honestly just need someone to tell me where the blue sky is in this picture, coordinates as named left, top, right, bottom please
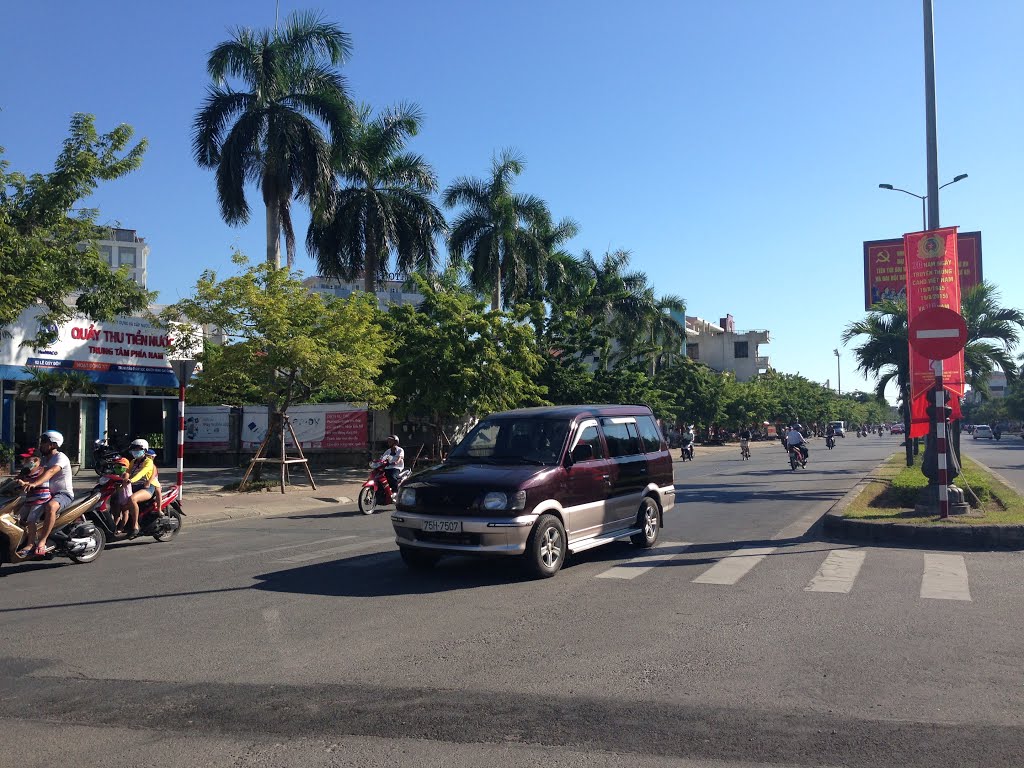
left=3, top=1, right=1021, bottom=399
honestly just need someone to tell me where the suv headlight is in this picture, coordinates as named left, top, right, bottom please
left=482, top=490, right=527, bottom=511
left=397, top=487, right=416, bottom=507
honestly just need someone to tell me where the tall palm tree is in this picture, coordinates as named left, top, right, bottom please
left=521, top=213, right=581, bottom=340
left=193, top=11, right=352, bottom=269
left=841, top=298, right=913, bottom=410
left=443, top=149, right=548, bottom=311
left=961, top=281, right=1024, bottom=395
left=16, top=370, right=96, bottom=438
left=306, top=103, right=446, bottom=293
left=644, top=293, right=688, bottom=375
left=577, top=249, right=651, bottom=369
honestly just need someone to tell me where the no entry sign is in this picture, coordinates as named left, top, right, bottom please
left=908, top=306, right=968, bottom=361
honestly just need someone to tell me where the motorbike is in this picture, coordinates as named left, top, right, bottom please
left=86, top=475, right=185, bottom=543
left=0, top=488, right=106, bottom=570
left=358, top=460, right=411, bottom=515
left=826, top=435, right=835, bottom=450
left=787, top=443, right=808, bottom=470
left=740, top=439, right=751, bottom=460
left=680, top=441, right=694, bottom=462
left=92, top=430, right=131, bottom=475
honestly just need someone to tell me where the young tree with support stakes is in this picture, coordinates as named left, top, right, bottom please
left=162, top=253, right=393, bottom=491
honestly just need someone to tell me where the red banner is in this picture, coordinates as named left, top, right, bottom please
left=863, top=231, right=982, bottom=310
left=903, top=227, right=965, bottom=437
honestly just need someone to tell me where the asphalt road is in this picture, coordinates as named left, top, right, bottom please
left=2, top=434, right=1023, bottom=767
left=961, top=431, right=1024, bottom=493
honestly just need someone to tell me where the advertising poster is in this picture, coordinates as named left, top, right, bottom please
left=903, top=227, right=965, bottom=437
left=0, top=307, right=193, bottom=387
left=241, top=404, right=368, bottom=451
left=184, top=406, right=232, bottom=450
left=862, top=230, right=982, bottom=310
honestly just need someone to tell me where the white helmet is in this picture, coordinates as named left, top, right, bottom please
left=129, top=438, right=150, bottom=452
left=40, top=430, right=64, bottom=448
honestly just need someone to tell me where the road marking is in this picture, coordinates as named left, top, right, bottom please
left=206, top=535, right=357, bottom=562
left=274, top=537, right=394, bottom=564
left=921, top=553, right=972, bottom=601
left=804, top=549, right=866, bottom=593
left=691, top=546, right=777, bottom=585
left=595, top=541, right=692, bottom=580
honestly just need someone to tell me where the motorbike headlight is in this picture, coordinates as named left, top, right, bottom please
left=397, top=487, right=416, bottom=507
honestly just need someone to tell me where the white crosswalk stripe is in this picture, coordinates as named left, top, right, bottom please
left=804, top=549, right=866, bottom=593
left=595, top=541, right=692, bottom=580
left=920, top=553, right=972, bottom=601
left=691, top=546, right=777, bottom=585
left=273, top=537, right=395, bottom=564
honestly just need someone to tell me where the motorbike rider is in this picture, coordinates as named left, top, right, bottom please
left=739, top=426, right=751, bottom=457
left=15, top=449, right=52, bottom=557
left=825, top=423, right=836, bottom=446
left=18, top=430, right=74, bottom=556
left=681, top=425, right=695, bottom=456
left=785, top=424, right=809, bottom=462
left=379, top=435, right=405, bottom=494
left=122, top=438, right=161, bottom=538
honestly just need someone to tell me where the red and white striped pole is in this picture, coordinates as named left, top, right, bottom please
left=933, top=360, right=948, bottom=519
left=177, top=380, right=185, bottom=500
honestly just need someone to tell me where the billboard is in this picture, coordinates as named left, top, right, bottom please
left=863, top=230, right=982, bottom=310
left=185, top=406, right=233, bottom=450
left=241, top=404, right=368, bottom=451
left=0, top=307, right=182, bottom=387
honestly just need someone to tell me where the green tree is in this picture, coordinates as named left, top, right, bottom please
left=0, top=113, right=151, bottom=343
left=164, top=253, right=392, bottom=416
left=307, top=103, right=446, bottom=293
left=386, top=273, right=548, bottom=452
left=961, top=281, right=1024, bottom=394
left=443, top=149, right=548, bottom=311
left=193, top=11, right=352, bottom=269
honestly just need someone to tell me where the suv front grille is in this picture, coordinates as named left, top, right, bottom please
left=414, top=530, right=482, bottom=547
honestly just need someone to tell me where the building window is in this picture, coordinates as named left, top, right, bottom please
left=686, top=344, right=699, bottom=360
left=99, top=245, right=113, bottom=265
left=734, top=341, right=749, bottom=358
left=115, top=229, right=135, bottom=242
left=118, top=247, right=137, bottom=266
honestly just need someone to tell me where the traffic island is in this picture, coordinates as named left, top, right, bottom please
left=823, top=453, right=1024, bottom=549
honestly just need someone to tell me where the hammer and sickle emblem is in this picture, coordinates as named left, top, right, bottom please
left=875, top=250, right=891, bottom=264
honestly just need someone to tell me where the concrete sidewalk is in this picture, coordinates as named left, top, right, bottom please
left=179, top=465, right=369, bottom=526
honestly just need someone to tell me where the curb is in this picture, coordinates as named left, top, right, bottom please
left=184, top=494, right=355, bottom=527
left=821, top=455, right=1024, bottom=550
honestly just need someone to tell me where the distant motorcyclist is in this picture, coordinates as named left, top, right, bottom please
left=825, top=423, right=836, bottom=449
left=680, top=425, right=695, bottom=460
left=379, top=435, right=405, bottom=493
left=785, top=424, right=809, bottom=462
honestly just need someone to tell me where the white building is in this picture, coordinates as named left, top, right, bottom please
left=965, top=371, right=1008, bottom=403
left=303, top=275, right=424, bottom=309
left=684, top=313, right=770, bottom=382
left=96, top=228, right=149, bottom=288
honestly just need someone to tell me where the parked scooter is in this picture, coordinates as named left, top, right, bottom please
left=0, top=489, right=106, bottom=570
left=358, top=459, right=411, bottom=515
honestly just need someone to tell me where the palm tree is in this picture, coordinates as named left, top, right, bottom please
left=521, top=213, right=581, bottom=340
left=644, top=293, right=688, bottom=375
left=961, top=281, right=1024, bottom=395
left=841, top=298, right=909, bottom=407
left=306, top=103, right=446, bottom=293
left=443, top=149, right=549, bottom=311
left=193, top=11, right=352, bottom=269
left=577, top=249, right=651, bottom=370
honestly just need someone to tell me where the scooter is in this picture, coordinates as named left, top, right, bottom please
left=86, top=475, right=184, bottom=543
left=680, top=441, right=694, bottom=462
left=358, top=460, right=411, bottom=515
left=787, top=443, right=808, bottom=470
left=740, top=440, right=751, bottom=460
left=826, top=435, right=835, bottom=450
left=0, top=489, right=106, bottom=571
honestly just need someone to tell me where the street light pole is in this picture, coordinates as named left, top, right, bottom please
left=833, top=348, right=841, bottom=395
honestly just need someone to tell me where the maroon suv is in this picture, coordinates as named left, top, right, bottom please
left=391, top=404, right=676, bottom=578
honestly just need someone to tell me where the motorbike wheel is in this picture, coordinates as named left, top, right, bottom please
left=153, top=504, right=183, bottom=542
left=790, top=454, right=799, bottom=471
left=68, top=527, right=106, bottom=564
left=358, top=486, right=377, bottom=515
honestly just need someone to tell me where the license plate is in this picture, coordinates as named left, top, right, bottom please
left=423, top=520, right=462, bottom=533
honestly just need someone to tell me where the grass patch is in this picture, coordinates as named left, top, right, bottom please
left=844, top=452, right=1024, bottom=525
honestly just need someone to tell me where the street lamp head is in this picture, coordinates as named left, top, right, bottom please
left=952, top=174, right=968, bottom=183
left=878, top=183, right=894, bottom=190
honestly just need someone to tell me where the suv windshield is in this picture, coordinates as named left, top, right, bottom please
left=449, top=418, right=571, bottom=465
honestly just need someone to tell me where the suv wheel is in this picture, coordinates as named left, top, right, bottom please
left=524, top=514, right=565, bottom=578
left=399, top=546, right=441, bottom=571
left=630, top=497, right=660, bottom=548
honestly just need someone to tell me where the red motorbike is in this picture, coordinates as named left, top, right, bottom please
left=87, top=475, right=185, bottom=542
left=358, top=460, right=411, bottom=515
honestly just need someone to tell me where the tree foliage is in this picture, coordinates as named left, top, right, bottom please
left=385, top=272, right=548, bottom=441
left=164, top=254, right=392, bottom=413
left=0, top=113, right=152, bottom=344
